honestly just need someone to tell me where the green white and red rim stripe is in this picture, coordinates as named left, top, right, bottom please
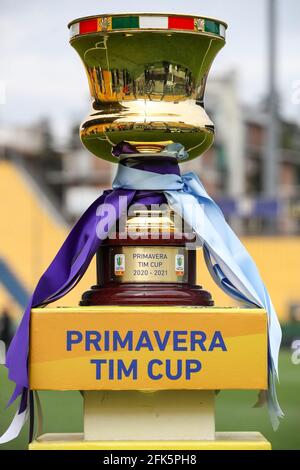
left=69, top=14, right=227, bottom=39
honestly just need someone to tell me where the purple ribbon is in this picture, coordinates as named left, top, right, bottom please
left=5, top=188, right=138, bottom=402
left=5, top=154, right=169, bottom=408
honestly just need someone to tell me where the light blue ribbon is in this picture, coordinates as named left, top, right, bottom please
left=113, top=162, right=283, bottom=429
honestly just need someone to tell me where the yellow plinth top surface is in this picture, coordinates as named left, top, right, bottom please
left=29, top=306, right=267, bottom=391
left=29, top=432, right=271, bottom=450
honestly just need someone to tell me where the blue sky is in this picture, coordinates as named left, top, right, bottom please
left=0, top=0, right=299, bottom=142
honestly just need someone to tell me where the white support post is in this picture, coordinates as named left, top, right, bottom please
left=83, top=390, right=215, bottom=441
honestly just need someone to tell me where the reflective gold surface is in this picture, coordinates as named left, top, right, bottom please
left=109, top=208, right=193, bottom=283
left=69, top=14, right=226, bottom=162
left=126, top=209, right=180, bottom=236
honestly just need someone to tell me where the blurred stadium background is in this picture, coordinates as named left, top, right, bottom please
left=0, top=0, right=299, bottom=450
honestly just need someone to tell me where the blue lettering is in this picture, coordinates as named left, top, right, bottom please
left=90, top=359, right=107, bottom=379
left=166, top=359, right=182, bottom=380
left=113, top=331, right=133, bottom=350
left=209, top=331, right=227, bottom=351
left=117, top=360, right=138, bottom=380
left=153, top=330, right=171, bottom=351
left=190, top=331, right=207, bottom=351
left=173, top=331, right=188, bottom=351
left=66, top=331, right=82, bottom=351
left=109, top=358, right=114, bottom=379
left=85, top=331, right=101, bottom=351
left=148, top=359, right=163, bottom=380
left=104, top=330, right=110, bottom=350
left=186, top=359, right=202, bottom=379
left=136, top=331, right=154, bottom=351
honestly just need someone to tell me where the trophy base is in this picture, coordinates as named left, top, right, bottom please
left=80, top=283, right=213, bottom=306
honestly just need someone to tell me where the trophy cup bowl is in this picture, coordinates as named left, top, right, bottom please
left=68, top=13, right=227, bottom=306
left=69, top=13, right=227, bottom=162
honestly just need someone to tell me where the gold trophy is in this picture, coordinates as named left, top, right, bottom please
left=27, top=13, right=271, bottom=451
left=68, top=13, right=227, bottom=306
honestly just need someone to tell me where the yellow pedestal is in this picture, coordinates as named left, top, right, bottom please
left=29, top=432, right=271, bottom=450
left=29, top=306, right=267, bottom=390
left=29, top=306, right=270, bottom=451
